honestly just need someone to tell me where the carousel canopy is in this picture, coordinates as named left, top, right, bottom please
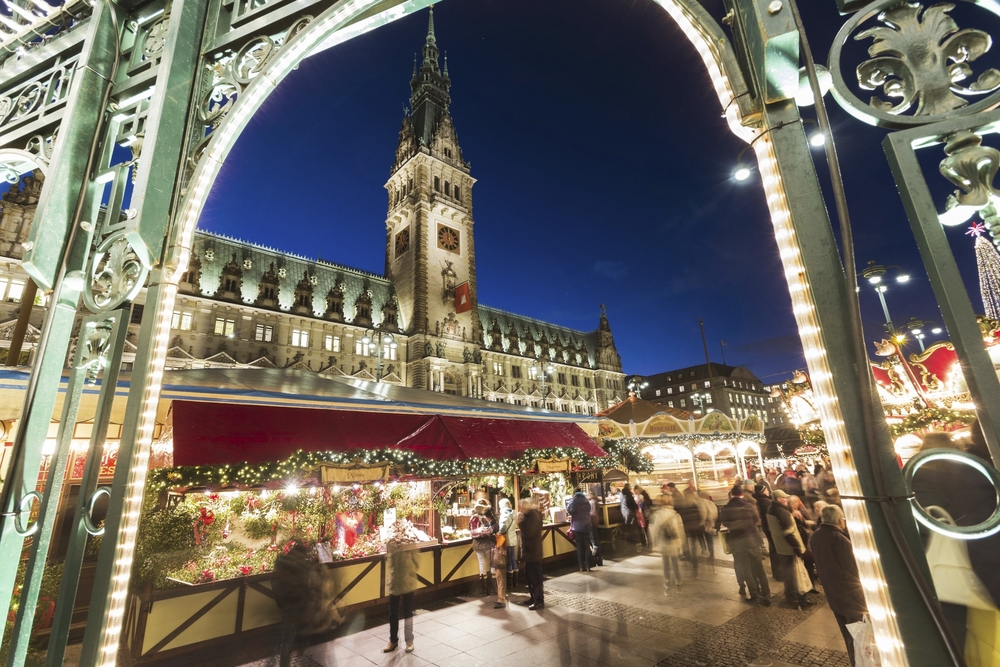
left=172, top=400, right=605, bottom=466
left=597, top=394, right=692, bottom=422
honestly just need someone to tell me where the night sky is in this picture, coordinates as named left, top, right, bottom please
left=198, top=0, right=992, bottom=381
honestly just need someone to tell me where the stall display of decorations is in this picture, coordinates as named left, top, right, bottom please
left=142, top=445, right=608, bottom=588
left=137, top=479, right=431, bottom=589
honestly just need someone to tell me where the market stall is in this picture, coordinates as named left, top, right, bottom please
left=123, top=385, right=604, bottom=666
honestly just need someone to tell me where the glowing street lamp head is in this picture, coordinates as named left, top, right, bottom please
left=733, top=166, right=752, bottom=181
left=896, top=274, right=910, bottom=283
left=932, top=327, right=943, bottom=334
left=867, top=275, right=882, bottom=284
left=809, top=131, right=825, bottom=148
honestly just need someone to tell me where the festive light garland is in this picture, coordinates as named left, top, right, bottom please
left=886, top=407, right=977, bottom=440
left=148, top=443, right=651, bottom=490
left=970, top=223, right=1000, bottom=320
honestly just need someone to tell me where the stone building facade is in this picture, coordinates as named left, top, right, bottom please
left=636, top=363, right=770, bottom=423
left=0, top=10, right=625, bottom=414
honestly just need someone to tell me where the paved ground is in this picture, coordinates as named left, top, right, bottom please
left=243, top=550, right=851, bottom=667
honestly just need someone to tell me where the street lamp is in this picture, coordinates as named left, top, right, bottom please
left=860, top=260, right=911, bottom=332
left=361, top=327, right=397, bottom=382
left=627, top=375, right=648, bottom=398
left=531, top=359, right=554, bottom=408
left=903, top=317, right=945, bottom=352
left=690, top=392, right=711, bottom=415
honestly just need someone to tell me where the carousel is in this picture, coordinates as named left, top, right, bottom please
left=595, top=393, right=765, bottom=497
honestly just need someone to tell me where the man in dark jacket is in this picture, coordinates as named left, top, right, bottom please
left=620, top=486, right=644, bottom=550
left=518, top=499, right=545, bottom=610
left=720, top=486, right=770, bottom=605
left=810, top=505, right=867, bottom=665
left=567, top=488, right=593, bottom=571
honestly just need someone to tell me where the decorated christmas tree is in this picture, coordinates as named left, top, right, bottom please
left=969, top=222, right=1000, bottom=319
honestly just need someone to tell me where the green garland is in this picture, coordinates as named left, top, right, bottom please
left=887, top=407, right=977, bottom=439
left=600, top=439, right=654, bottom=473
left=150, top=446, right=610, bottom=491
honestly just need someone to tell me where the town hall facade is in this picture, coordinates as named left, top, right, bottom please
left=0, top=10, right=626, bottom=414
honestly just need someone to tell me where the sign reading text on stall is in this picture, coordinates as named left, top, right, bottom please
left=535, top=457, right=573, bottom=474
left=317, top=460, right=391, bottom=484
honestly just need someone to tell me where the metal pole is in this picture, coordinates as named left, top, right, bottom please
left=4, top=279, right=36, bottom=366
left=877, top=287, right=894, bottom=330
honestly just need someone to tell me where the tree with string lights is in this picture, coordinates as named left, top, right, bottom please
left=968, top=222, right=1000, bottom=320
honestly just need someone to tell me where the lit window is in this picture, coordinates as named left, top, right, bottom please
left=493, top=361, right=504, bottom=375
left=255, top=324, right=274, bottom=342
left=171, top=311, right=180, bottom=329
left=7, top=280, right=25, bottom=303
left=705, top=395, right=712, bottom=404
left=678, top=386, right=684, bottom=393
left=180, top=312, right=192, bottom=330
left=704, top=381, right=711, bottom=388
left=383, top=344, right=397, bottom=361
left=355, top=340, right=373, bottom=356
left=528, top=366, right=538, bottom=380
left=668, top=400, right=674, bottom=408
left=680, top=399, right=686, bottom=407
left=291, top=329, right=309, bottom=348
left=214, top=318, right=235, bottom=336
left=325, top=335, right=340, bottom=352
left=655, top=389, right=661, bottom=397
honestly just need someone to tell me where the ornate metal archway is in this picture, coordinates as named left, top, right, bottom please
left=0, top=0, right=987, bottom=665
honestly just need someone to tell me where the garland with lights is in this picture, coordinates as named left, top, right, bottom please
left=149, top=445, right=625, bottom=491
left=887, top=407, right=977, bottom=439
left=969, top=222, right=1000, bottom=320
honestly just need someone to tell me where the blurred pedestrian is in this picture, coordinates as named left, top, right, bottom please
left=754, top=483, right=781, bottom=578
left=620, top=482, right=644, bottom=551
left=518, top=498, right=545, bottom=610
left=635, top=484, right=653, bottom=546
left=767, top=490, right=813, bottom=608
left=810, top=505, right=867, bottom=665
left=588, top=488, right=604, bottom=566
left=676, top=492, right=705, bottom=577
left=470, top=499, right=497, bottom=596
left=384, top=533, right=420, bottom=653
left=498, top=498, right=520, bottom=591
left=652, top=495, right=685, bottom=594
left=721, top=485, right=771, bottom=605
left=567, top=487, right=593, bottom=572
left=698, top=490, right=718, bottom=566
left=273, top=542, right=319, bottom=667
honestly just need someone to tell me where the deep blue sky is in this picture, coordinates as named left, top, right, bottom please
left=198, top=0, right=991, bottom=381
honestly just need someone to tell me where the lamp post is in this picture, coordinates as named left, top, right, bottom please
left=860, top=261, right=911, bottom=333
left=904, top=317, right=943, bottom=353
left=690, top=391, right=711, bottom=415
left=532, top=359, right=553, bottom=408
left=361, top=327, right=397, bottom=382
left=626, top=374, right=648, bottom=399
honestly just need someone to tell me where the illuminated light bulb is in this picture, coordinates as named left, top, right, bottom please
left=733, top=166, right=752, bottom=181
left=809, top=131, right=825, bottom=148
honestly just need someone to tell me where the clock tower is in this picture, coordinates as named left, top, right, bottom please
left=385, top=8, right=481, bottom=392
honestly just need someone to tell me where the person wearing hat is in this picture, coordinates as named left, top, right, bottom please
left=766, top=490, right=813, bottom=607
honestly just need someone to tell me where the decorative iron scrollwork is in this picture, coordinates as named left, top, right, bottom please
left=186, top=16, right=313, bottom=177
left=831, top=0, right=1000, bottom=128
left=83, top=233, right=148, bottom=313
left=76, top=319, right=114, bottom=384
left=939, top=130, right=1000, bottom=225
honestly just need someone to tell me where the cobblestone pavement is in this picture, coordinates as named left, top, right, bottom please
left=238, top=552, right=851, bottom=667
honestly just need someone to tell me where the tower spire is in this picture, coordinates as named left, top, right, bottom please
left=409, top=6, right=451, bottom=146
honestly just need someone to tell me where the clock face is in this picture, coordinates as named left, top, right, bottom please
left=395, top=227, right=410, bottom=257
left=437, top=224, right=460, bottom=253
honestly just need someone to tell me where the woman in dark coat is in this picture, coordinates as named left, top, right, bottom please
left=518, top=499, right=545, bottom=610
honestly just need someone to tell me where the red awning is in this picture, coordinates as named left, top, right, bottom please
left=171, top=400, right=605, bottom=467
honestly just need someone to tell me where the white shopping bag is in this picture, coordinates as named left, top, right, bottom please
left=847, top=614, right=882, bottom=667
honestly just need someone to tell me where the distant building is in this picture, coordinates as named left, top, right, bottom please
left=632, top=363, right=770, bottom=423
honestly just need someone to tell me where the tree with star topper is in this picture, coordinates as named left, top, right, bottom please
left=968, top=222, right=1000, bottom=320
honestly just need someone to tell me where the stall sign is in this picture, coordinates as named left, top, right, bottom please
left=535, top=457, right=572, bottom=474
left=642, top=415, right=684, bottom=435
left=317, top=460, right=390, bottom=484
left=598, top=421, right=625, bottom=438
